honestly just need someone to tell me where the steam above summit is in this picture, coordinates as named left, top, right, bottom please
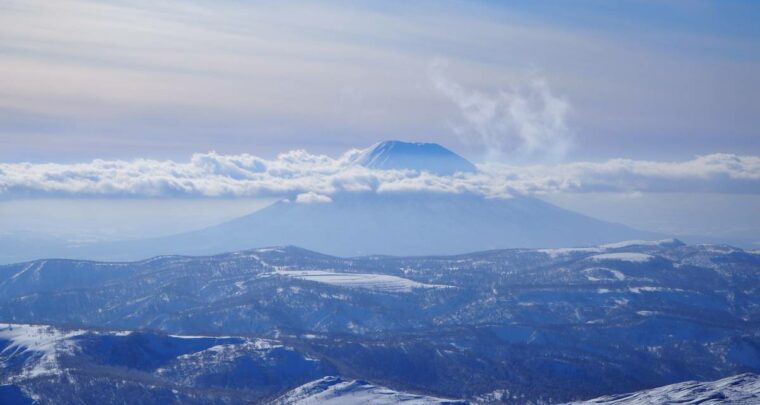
left=355, top=141, right=477, bottom=175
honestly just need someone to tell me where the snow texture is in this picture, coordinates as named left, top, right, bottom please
left=566, top=373, right=760, bottom=404
left=274, top=270, right=450, bottom=293
left=270, top=376, right=466, bottom=404
left=0, top=323, right=85, bottom=379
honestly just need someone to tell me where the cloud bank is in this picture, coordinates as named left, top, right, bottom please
left=1, top=150, right=759, bottom=199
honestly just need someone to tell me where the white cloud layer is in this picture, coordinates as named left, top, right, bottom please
left=294, top=192, right=333, bottom=204
left=1, top=151, right=758, bottom=199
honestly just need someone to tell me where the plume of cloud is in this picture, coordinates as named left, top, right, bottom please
left=0, top=150, right=759, bottom=199
left=429, top=60, right=572, bottom=163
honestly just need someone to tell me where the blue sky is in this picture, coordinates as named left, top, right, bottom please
left=1, top=0, right=758, bottom=162
left=1, top=1, right=759, bottom=246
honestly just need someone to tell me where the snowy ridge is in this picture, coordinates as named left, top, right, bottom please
left=0, top=323, right=85, bottom=380
left=272, top=270, right=451, bottom=293
left=565, top=373, right=760, bottom=404
left=0, top=242, right=758, bottom=404
left=539, top=239, right=682, bottom=259
left=599, top=239, right=679, bottom=249
left=0, top=323, right=334, bottom=404
left=269, top=376, right=467, bottom=404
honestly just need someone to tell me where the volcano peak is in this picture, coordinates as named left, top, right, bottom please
left=355, top=140, right=477, bottom=175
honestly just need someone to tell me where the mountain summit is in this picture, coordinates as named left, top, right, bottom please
left=355, top=140, right=477, bottom=175
left=0, top=140, right=661, bottom=262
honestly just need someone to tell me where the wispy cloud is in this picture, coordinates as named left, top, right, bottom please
left=1, top=0, right=757, bottom=160
left=430, top=60, right=572, bottom=162
left=1, top=150, right=758, bottom=199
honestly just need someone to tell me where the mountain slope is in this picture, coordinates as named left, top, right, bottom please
left=0, top=323, right=334, bottom=404
left=77, top=192, right=658, bottom=260
left=0, top=241, right=759, bottom=403
left=0, top=141, right=660, bottom=262
left=565, top=373, right=760, bottom=404
left=82, top=141, right=657, bottom=259
left=2, top=320, right=756, bottom=404
left=269, top=376, right=467, bottom=404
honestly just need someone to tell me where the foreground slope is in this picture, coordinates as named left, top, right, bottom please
left=0, top=241, right=758, bottom=403
left=0, top=323, right=333, bottom=404
left=565, top=373, right=760, bottom=405
left=2, top=321, right=756, bottom=404
left=0, top=323, right=468, bottom=404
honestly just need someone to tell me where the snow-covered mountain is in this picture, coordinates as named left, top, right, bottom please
left=0, top=240, right=758, bottom=403
left=565, top=373, right=760, bottom=404
left=76, top=191, right=655, bottom=260
left=0, top=323, right=468, bottom=404
left=0, top=141, right=661, bottom=263
left=0, top=323, right=334, bottom=404
left=2, top=321, right=757, bottom=404
left=353, top=140, right=477, bottom=175
left=270, top=376, right=467, bottom=404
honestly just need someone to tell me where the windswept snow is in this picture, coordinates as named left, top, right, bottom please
left=269, top=376, right=466, bottom=404
left=273, top=270, right=450, bottom=293
left=588, top=253, right=654, bottom=263
left=0, top=323, right=85, bottom=379
left=565, top=373, right=760, bottom=404
left=583, top=267, right=626, bottom=281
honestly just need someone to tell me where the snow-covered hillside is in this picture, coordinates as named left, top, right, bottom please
left=0, top=241, right=758, bottom=403
left=0, top=324, right=334, bottom=404
left=272, top=270, right=451, bottom=293
left=0, top=323, right=86, bottom=380
left=566, top=373, right=760, bottom=404
left=270, top=376, right=467, bottom=404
